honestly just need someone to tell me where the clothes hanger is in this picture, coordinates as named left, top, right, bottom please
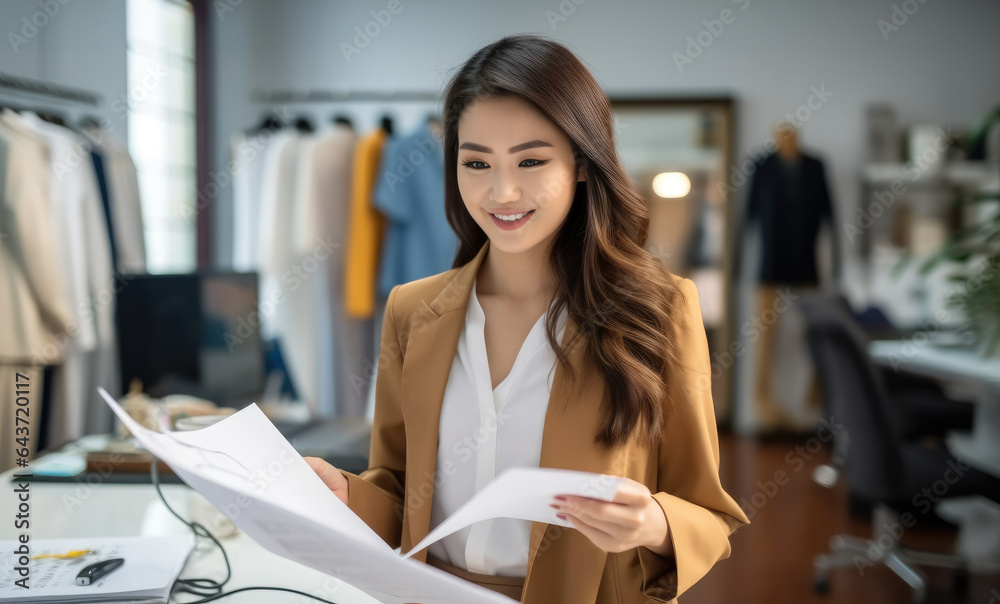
left=79, top=115, right=103, bottom=129
left=39, top=111, right=68, bottom=127
left=293, top=115, right=315, bottom=133
left=250, top=112, right=286, bottom=134
left=332, top=113, right=354, bottom=128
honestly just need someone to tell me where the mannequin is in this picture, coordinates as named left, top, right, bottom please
left=744, top=123, right=839, bottom=433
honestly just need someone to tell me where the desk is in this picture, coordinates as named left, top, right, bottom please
left=869, top=339, right=1000, bottom=571
left=868, top=339, right=1000, bottom=478
left=0, top=463, right=385, bottom=603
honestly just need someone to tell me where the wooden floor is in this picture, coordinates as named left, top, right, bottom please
left=681, top=432, right=1000, bottom=604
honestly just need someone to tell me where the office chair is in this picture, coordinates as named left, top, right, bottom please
left=798, top=294, right=1000, bottom=604
left=832, top=294, right=974, bottom=441
left=806, top=295, right=974, bottom=494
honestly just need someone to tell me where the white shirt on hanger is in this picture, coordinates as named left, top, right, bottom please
left=95, top=135, right=146, bottom=273
left=18, top=112, right=115, bottom=444
left=0, top=110, right=72, bottom=364
left=428, top=275, right=568, bottom=577
left=257, top=129, right=326, bottom=413
left=294, top=123, right=369, bottom=418
left=19, top=112, right=99, bottom=351
left=231, top=128, right=275, bottom=272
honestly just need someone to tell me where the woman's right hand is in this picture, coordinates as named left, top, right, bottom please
left=303, top=456, right=349, bottom=506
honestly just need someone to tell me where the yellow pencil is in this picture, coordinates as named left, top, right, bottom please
left=31, top=549, right=92, bottom=560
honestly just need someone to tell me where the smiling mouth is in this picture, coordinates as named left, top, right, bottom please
left=489, top=209, right=535, bottom=230
left=490, top=210, right=534, bottom=222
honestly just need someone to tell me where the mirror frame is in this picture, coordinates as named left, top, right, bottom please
left=608, top=96, right=737, bottom=426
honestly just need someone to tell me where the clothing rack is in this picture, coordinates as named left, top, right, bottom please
left=0, top=70, right=101, bottom=105
left=251, top=88, right=441, bottom=104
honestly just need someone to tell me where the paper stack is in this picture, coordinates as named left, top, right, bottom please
left=90, top=387, right=621, bottom=604
left=0, top=535, right=193, bottom=603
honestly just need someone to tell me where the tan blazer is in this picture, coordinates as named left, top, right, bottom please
left=340, top=240, right=749, bottom=603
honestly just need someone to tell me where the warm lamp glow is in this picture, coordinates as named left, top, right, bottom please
left=652, top=172, right=691, bottom=198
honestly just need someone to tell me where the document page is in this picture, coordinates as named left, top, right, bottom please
left=98, top=387, right=516, bottom=604
left=0, top=535, right=193, bottom=603
left=97, top=387, right=622, bottom=603
left=403, top=467, right=622, bottom=558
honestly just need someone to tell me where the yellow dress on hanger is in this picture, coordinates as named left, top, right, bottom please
left=344, top=127, right=388, bottom=318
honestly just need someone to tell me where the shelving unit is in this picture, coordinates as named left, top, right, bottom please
left=862, top=160, right=1000, bottom=191
left=856, top=145, right=999, bottom=327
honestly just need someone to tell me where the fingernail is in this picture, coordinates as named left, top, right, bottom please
left=554, top=495, right=566, bottom=501
left=549, top=503, right=561, bottom=509
left=556, top=513, right=567, bottom=520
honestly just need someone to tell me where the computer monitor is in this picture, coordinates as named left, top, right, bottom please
left=115, top=271, right=265, bottom=408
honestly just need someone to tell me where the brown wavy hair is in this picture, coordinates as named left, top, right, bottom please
left=441, top=34, right=687, bottom=450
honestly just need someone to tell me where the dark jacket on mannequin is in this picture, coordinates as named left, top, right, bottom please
left=744, top=152, right=840, bottom=286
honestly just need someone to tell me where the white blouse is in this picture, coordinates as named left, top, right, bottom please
left=428, top=275, right=568, bottom=577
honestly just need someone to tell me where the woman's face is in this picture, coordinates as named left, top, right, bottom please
left=457, top=95, right=584, bottom=256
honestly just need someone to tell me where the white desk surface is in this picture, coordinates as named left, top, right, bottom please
left=867, top=339, right=1000, bottom=392
left=868, top=339, right=1000, bottom=478
left=0, top=467, right=384, bottom=603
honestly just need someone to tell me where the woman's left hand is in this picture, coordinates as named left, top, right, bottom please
left=551, top=478, right=673, bottom=555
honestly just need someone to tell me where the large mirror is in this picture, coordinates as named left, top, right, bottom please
left=610, top=98, right=735, bottom=422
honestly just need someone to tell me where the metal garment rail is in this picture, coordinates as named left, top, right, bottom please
left=250, top=88, right=442, bottom=104
left=0, top=70, right=101, bottom=105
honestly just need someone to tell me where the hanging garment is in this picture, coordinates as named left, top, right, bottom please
left=429, top=274, right=567, bottom=576
left=89, top=148, right=118, bottom=272
left=279, top=131, right=329, bottom=416
left=0, top=110, right=72, bottom=364
left=94, top=135, right=146, bottom=273
left=744, top=152, right=838, bottom=286
left=231, top=128, right=274, bottom=272
left=294, top=122, right=371, bottom=417
left=375, top=119, right=456, bottom=298
left=0, top=112, right=70, bottom=473
left=18, top=112, right=115, bottom=446
left=256, top=129, right=327, bottom=413
left=257, top=130, right=300, bottom=287
left=343, top=127, right=388, bottom=318
left=291, top=129, right=334, bottom=417
left=18, top=113, right=99, bottom=350
left=84, top=143, right=122, bottom=433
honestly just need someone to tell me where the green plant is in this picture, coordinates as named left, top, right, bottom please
left=917, top=103, right=1000, bottom=355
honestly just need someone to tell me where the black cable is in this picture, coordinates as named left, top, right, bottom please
left=149, top=460, right=342, bottom=604
left=174, top=585, right=347, bottom=603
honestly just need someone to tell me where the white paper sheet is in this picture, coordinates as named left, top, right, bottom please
left=0, top=535, right=193, bottom=602
left=98, top=387, right=518, bottom=604
left=403, top=467, right=623, bottom=559
left=96, top=387, right=625, bottom=603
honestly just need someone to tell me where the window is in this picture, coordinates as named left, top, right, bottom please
left=126, top=0, right=196, bottom=272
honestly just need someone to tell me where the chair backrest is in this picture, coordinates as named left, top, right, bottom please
left=798, top=294, right=904, bottom=503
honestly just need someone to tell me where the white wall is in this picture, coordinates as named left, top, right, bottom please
left=208, top=0, right=1000, bottom=275
left=0, top=0, right=129, bottom=144
left=4, top=0, right=995, bottom=279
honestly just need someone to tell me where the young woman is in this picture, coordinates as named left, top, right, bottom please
left=306, top=34, right=749, bottom=603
